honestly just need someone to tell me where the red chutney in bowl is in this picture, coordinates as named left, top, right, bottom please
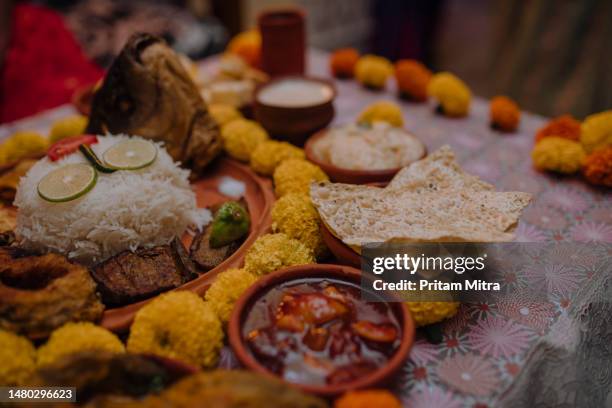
left=242, top=278, right=402, bottom=387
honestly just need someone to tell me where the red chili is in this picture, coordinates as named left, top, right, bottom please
left=48, top=134, right=98, bottom=161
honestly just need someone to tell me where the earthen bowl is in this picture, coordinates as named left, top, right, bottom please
left=253, top=76, right=336, bottom=146
left=228, top=263, right=415, bottom=397
left=304, top=128, right=427, bottom=184
left=319, top=182, right=387, bottom=268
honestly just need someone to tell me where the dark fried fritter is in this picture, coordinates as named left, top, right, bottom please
left=27, top=351, right=195, bottom=405
left=0, top=248, right=104, bottom=338
left=91, top=238, right=195, bottom=306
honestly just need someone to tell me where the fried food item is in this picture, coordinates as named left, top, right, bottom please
left=204, top=268, right=257, bottom=324
left=0, top=329, right=36, bottom=385
left=28, top=351, right=194, bottom=404
left=127, top=291, right=223, bottom=368
left=190, top=223, right=240, bottom=271
left=189, top=201, right=248, bottom=271
left=152, top=370, right=329, bottom=408
left=244, top=233, right=314, bottom=276
left=0, top=159, right=37, bottom=204
left=37, top=322, right=125, bottom=367
left=87, top=33, right=222, bottom=174
left=271, top=193, right=327, bottom=258
left=0, top=248, right=104, bottom=338
left=91, top=238, right=196, bottom=306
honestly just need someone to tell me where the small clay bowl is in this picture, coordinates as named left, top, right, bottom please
left=228, top=263, right=415, bottom=397
left=253, top=76, right=336, bottom=146
left=305, top=128, right=427, bottom=184
left=320, top=224, right=361, bottom=268
left=319, top=183, right=386, bottom=267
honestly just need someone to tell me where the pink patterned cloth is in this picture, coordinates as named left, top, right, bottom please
left=306, top=51, right=611, bottom=406
left=1, top=50, right=609, bottom=406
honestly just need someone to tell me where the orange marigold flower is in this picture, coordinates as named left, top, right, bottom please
left=490, top=96, right=520, bottom=132
left=227, top=29, right=261, bottom=67
left=583, top=146, right=612, bottom=187
left=335, top=390, right=402, bottom=408
left=394, top=59, right=432, bottom=102
left=535, top=114, right=581, bottom=143
left=330, top=48, right=360, bottom=79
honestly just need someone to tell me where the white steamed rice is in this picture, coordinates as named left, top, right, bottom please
left=14, top=134, right=211, bottom=265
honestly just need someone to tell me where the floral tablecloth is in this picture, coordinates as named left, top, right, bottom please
left=1, top=50, right=610, bottom=407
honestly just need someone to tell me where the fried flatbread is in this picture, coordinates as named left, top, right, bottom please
left=310, top=146, right=531, bottom=251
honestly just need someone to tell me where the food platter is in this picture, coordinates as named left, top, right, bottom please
left=99, top=157, right=274, bottom=332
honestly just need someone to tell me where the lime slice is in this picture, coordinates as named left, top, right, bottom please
left=37, top=163, right=97, bottom=202
left=103, top=139, right=157, bottom=170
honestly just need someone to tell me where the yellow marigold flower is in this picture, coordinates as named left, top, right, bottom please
left=128, top=291, right=223, bottom=368
left=1, top=131, right=48, bottom=164
left=583, top=146, right=612, bottom=188
left=532, top=137, right=586, bottom=174
left=335, top=390, right=402, bottom=408
left=37, top=322, right=124, bottom=368
left=221, top=119, right=269, bottom=162
left=490, top=95, right=520, bottom=132
left=244, top=233, right=314, bottom=276
left=355, top=55, right=393, bottom=90
left=271, top=193, right=328, bottom=258
left=48, top=115, right=88, bottom=143
left=428, top=72, right=471, bottom=117
left=358, top=101, right=404, bottom=127
left=580, top=110, right=612, bottom=153
left=209, top=104, right=243, bottom=127
left=204, top=268, right=257, bottom=324
left=250, top=140, right=305, bottom=176
left=0, top=330, right=36, bottom=385
left=227, top=29, right=261, bottom=67
left=406, top=301, right=460, bottom=327
left=273, top=158, right=328, bottom=197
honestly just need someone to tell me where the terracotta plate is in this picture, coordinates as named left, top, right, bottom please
left=98, top=157, right=274, bottom=332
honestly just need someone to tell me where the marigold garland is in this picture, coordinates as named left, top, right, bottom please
left=394, top=59, right=432, bottom=102
left=531, top=137, right=586, bottom=174
left=330, top=48, right=360, bottom=79
left=490, top=95, right=520, bottom=132
left=580, top=110, right=612, bottom=153
left=535, top=114, right=581, bottom=143
left=583, top=146, right=612, bottom=187
left=354, top=55, right=393, bottom=90
left=334, top=390, right=402, bottom=408
left=427, top=72, right=471, bottom=117
left=227, top=29, right=261, bottom=67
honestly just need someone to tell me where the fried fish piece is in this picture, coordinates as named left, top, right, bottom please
left=91, top=238, right=195, bottom=306
left=87, top=33, right=222, bottom=174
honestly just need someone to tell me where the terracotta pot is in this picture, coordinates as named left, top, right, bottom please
left=258, top=9, right=305, bottom=77
left=228, top=263, right=415, bottom=397
left=253, top=76, right=336, bottom=146
left=320, top=224, right=361, bottom=268
left=319, top=183, right=386, bottom=268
